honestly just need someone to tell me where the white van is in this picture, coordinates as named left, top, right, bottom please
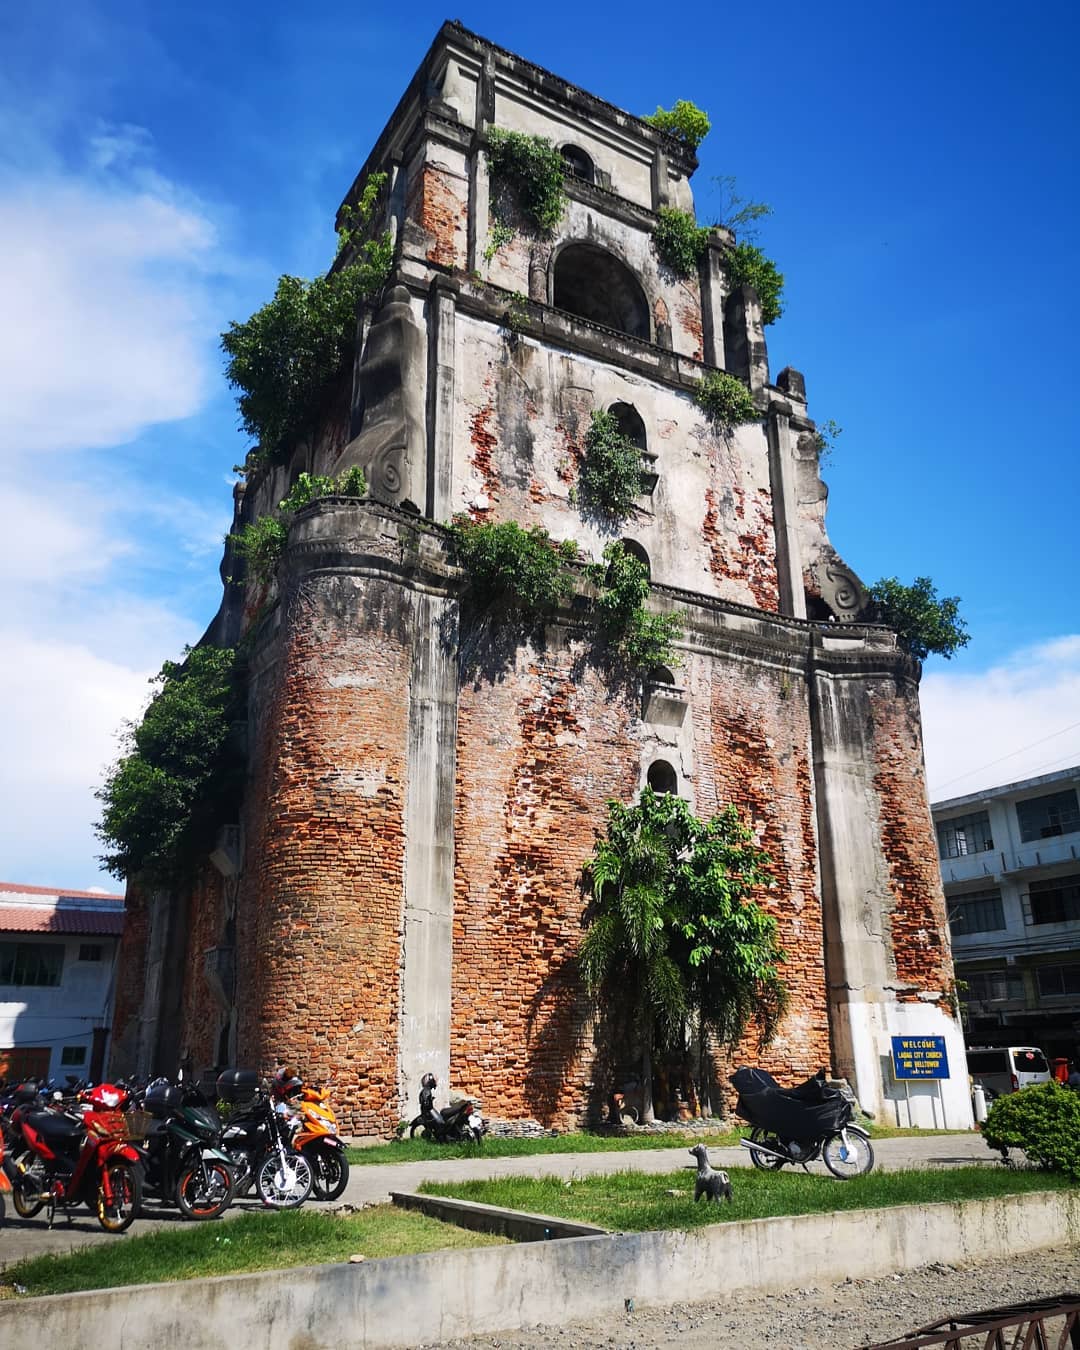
left=967, top=1045, right=1051, bottom=1097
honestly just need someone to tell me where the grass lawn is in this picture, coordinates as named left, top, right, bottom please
left=0, top=1206, right=507, bottom=1299
left=346, top=1123, right=958, bottom=1166
left=419, top=1165, right=1070, bottom=1233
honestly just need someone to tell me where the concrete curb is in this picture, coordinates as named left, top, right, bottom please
left=390, top=1189, right=608, bottom=1240
left=1, top=1189, right=1076, bottom=1348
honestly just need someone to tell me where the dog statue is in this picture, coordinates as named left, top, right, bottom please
left=689, top=1144, right=732, bottom=1203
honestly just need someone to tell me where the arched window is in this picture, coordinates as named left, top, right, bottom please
left=621, top=538, right=651, bottom=580
left=646, top=665, right=676, bottom=686
left=647, top=760, right=678, bottom=795
left=553, top=243, right=650, bottom=340
left=560, top=145, right=595, bottom=184
left=610, top=400, right=657, bottom=496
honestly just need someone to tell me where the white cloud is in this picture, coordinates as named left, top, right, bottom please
left=922, top=637, right=1080, bottom=803
left=0, top=177, right=217, bottom=455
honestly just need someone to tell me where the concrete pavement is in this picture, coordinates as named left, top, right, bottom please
left=0, top=1132, right=995, bottom=1265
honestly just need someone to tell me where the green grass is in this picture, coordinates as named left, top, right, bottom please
left=0, top=1206, right=507, bottom=1299
left=346, top=1123, right=958, bottom=1166
left=419, top=1165, right=1071, bottom=1233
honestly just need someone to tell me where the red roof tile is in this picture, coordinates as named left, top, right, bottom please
left=0, top=882, right=124, bottom=903
left=0, top=907, right=124, bottom=936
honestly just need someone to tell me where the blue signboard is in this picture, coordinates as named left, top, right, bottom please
left=891, top=1035, right=950, bottom=1080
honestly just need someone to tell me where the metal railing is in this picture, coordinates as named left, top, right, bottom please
left=867, top=1292, right=1080, bottom=1348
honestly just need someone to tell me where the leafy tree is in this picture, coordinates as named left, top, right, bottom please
left=868, top=576, right=970, bottom=661
left=229, top=466, right=368, bottom=584
left=448, top=517, right=579, bottom=611
left=96, top=646, right=242, bottom=882
left=221, top=173, right=392, bottom=460
left=588, top=542, right=682, bottom=671
left=581, top=789, right=787, bottom=1121
left=723, top=242, right=785, bottom=326
left=484, top=129, right=567, bottom=234
left=652, top=207, right=710, bottom=277
left=694, top=371, right=759, bottom=428
left=642, top=100, right=711, bottom=150
left=579, top=411, right=643, bottom=521
left=709, top=175, right=773, bottom=242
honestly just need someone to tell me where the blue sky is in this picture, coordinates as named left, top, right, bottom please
left=1, top=0, right=1077, bottom=888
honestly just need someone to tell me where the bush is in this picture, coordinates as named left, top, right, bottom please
left=723, top=242, right=785, bottom=326
left=449, top=517, right=579, bottom=611
left=484, top=129, right=567, bottom=234
left=589, top=542, right=682, bottom=670
left=652, top=207, right=710, bottom=277
left=96, top=647, right=242, bottom=882
left=867, top=575, right=970, bottom=661
left=579, top=411, right=642, bottom=521
left=230, top=467, right=368, bottom=584
left=642, top=100, right=711, bottom=150
left=983, top=1081, right=1080, bottom=1178
left=221, top=173, right=392, bottom=460
left=694, top=372, right=759, bottom=428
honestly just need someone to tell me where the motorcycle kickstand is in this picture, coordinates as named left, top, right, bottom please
left=46, top=1196, right=56, bottom=1230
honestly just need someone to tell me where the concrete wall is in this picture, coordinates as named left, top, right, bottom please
left=3, top=1190, right=1076, bottom=1348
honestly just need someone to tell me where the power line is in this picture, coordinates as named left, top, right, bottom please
left=933, top=718, right=1080, bottom=793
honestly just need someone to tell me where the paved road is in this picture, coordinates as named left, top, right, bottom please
left=0, top=1133, right=995, bottom=1266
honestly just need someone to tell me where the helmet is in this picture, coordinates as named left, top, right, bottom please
left=273, top=1066, right=303, bottom=1100
left=87, top=1083, right=125, bottom=1109
left=420, top=1073, right=437, bottom=1090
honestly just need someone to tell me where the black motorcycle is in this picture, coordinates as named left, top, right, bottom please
left=138, top=1079, right=235, bottom=1220
left=216, top=1070, right=313, bottom=1209
left=408, top=1073, right=485, bottom=1144
left=731, top=1066, right=874, bottom=1179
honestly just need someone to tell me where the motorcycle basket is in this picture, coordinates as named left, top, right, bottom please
left=120, top=1108, right=154, bottom=1141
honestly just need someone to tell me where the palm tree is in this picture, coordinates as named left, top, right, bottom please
left=581, top=790, right=787, bottom=1121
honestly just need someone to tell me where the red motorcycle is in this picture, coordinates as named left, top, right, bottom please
left=6, top=1083, right=143, bottom=1232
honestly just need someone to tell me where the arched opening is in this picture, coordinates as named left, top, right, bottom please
left=621, top=538, right=651, bottom=580
left=610, top=401, right=657, bottom=496
left=560, top=145, right=595, bottom=184
left=553, top=243, right=650, bottom=340
left=647, top=760, right=678, bottom=795
left=609, top=402, right=647, bottom=451
left=646, top=665, right=676, bottom=686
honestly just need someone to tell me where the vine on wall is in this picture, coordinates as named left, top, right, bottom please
left=230, top=466, right=368, bottom=584
left=652, top=206, right=710, bottom=277
left=723, top=241, right=785, bottom=326
left=578, top=411, right=643, bottom=521
left=484, top=128, right=568, bottom=242
left=694, top=372, right=759, bottom=428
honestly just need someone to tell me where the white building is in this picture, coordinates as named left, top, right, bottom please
left=931, top=766, right=1080, bottom=1064
left=0, top=882, right=125, bottom=1084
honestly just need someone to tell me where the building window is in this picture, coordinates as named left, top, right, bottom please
left=1036, top=963, right=1080, bottom=999
left=966, top=968, right=1024, bottom=1002
left=60, top=1045, right=87, bottom=1066
left=78, top=943, right=103, bottom=962
left=948, top=888, right=1006, bottom=935
left=1016, top=788, right=1080, bottom=843
left=1028, top=874, right=1080, bottom=926
left=553, top=243, right=650, bottom=340
left=936, top=810, right=993, bottom=859
left=560, top=145, right=594, bottom=184
left=0, top=941, right=63, bottom=988
left=646, top=760, right=678, bottom=794
left=608, top=402, right=658, bottom=495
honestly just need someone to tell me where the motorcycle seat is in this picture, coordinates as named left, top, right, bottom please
left=26, top=1110, right=84, bottom=1143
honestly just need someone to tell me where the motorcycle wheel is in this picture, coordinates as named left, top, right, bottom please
left=96, top=1159, right=142, bottom=1233
left=409, top=1117, right=433, bottom=1140
left=256, top=1152, right=312, bottom=1209
left=747, top=1127, right=786, bottom=1171
left=12, top=1173, right=45, bottom=1219
left=176, top=1159, right=236, bottom=1220
left=306, top=1144, right=349, bottom=1202
left=822, top=1130, right=874, bottom=1180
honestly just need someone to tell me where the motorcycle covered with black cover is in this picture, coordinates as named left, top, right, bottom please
left=730, top=1066, right=874, bottom=1179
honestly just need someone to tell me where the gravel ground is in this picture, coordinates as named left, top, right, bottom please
left=429, top=1246, right=1080, bottom=1349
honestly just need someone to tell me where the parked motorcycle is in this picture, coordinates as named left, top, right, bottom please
left=5, top=1082, right=145, bottom=1231
left=274, top=1077, right=349, bottom=1202
left=137, top=1079, right=235, bottom=1220
left=217, top=1070, right=313, bottom=1209
left=731, top=1066, right=874, bottom=1179
left=408, top=1073, right=486, bottom=1144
